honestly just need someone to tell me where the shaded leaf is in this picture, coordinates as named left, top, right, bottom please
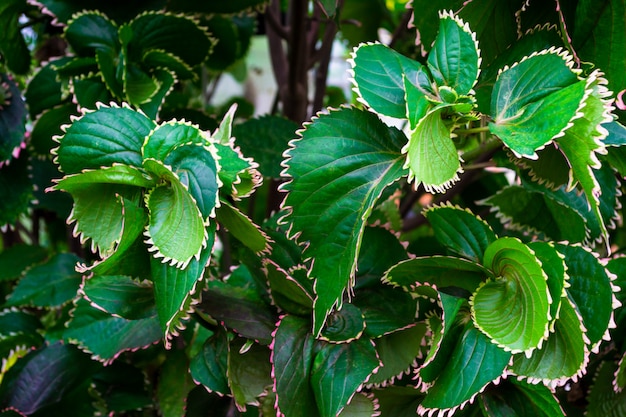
left=479, top=378, right=565, bottom=417
left=586, top=360, right=626, bottom=417
left=0, top=245, right=48, bottom=282
left=65, top=11, right=119, bottom=55
left=0, top=73, right=26, bottom=163
left=228, top=339, right=272, bottom=410
left=368, top=324, right=426, bottom=386
left=157, top=349, right=194, bottom=417
left=81, top=275, right=155, bottom=320
left=189, top=327, right=230, bottom=396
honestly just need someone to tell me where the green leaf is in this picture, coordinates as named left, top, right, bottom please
left=0, top=153, right=32, bottom=228
left=272, top=315, right=320, bottom=417
left=617, top=352, right=626, bottom=392
left=0, top=0, right=30, bottom=75
left=355, top=226, right=408, bottom=289
left=30, top=104, right=77, bottom=157
left=81, top=275, right=155, bottom=320
left=144, top=174, right=207, bottom=269
left=228, top=339, right=272, bottom=410
left=65, top=11, right=119, bottom=55
left=1, top=342, right=98, bottom=415
left=353, top=286, right=417, bottom=338
left=233, top=115, right=299, bottom=178
left=403, top=108, right=461, bottom=193
left=527, top=242, right=566, bottom=330
left=473, top=237, right=550, bottom=353
left=320, top=303, right=366, bottom=343
left=92, top=363, right=153, bottom=413
left=96, top=48, right=124, bottom=99
left=338, top=393, right=378, bottom=417
left=5, top=253, right=82, bottom=308
left=190, top=327, right=230, bottom=396
left=480, top=185, right=588, bottom=243
left=24, top=58, right=72, bottom=119
left=585, top=360, right=626, bottom=417
left=59, top=183, right=140, bottom=256
left=64, top=297, right=162, bottom=364
left=479, top=378, right=565, bottom=417
left=0, top=244, right=48, bottom=282
left=368, top=324, right=426, bottom=386
left=204, top=15, right=255, bottom=72
left=424, top=204, right=497, bottom=263
left=372, top=386, right=423, bottom=417
left=0, top=309, right=41, bottom=335
left=123, top=62, right=158, bottom=105
left=143, top=50, right=194, bottom=79
left=403, top=70, right=433, bottom=130
left=53, top=164, right=157, bottom=190
left=510, top=297, right=587, bottom=385
left=216, top=202, right=269, bottom=254
left=553, top=71, right=615, bottom=243
left=127, top=12, right=214, bottom=68
left=489, top=50, right=586, bottom=158
left=56, top=105, right=155, bottom=174
left=419, top=322, right=511, bottom=415
left=265, top=259, right=313, bottom=316
left=555, top=244, right=617, bottom=350
left=280, top=107, right=407, bottom=336
left=214, top=141, right=260, bottom=200
left=383, top=256, right=488, bottom=294
left=151, top=234, right=213, bottom=345
left=0, top=73, right=26, bottom=163
left=157, top=349, right=194, bottom=417
left=427, top=11, right=480, bottom=95
left=350, top=43, right=426, bottom=118
left=311, top=338, right=379, bottom=417
left=514, top=143, right=571, bottom=190
left=72, top=76, right=114, bottom=110
left=139, top=69, right=175, bottom=120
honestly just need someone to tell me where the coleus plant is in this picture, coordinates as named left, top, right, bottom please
left=1, top=1, right=626, bottom=417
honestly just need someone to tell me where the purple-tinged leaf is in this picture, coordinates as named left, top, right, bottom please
left=228, top=339, right=272, bottom=410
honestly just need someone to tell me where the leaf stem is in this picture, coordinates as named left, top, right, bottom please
left=455, top=126, right=491, bottom=135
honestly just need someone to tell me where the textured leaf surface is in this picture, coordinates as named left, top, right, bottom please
left=5, top=253, right=82, bottom=308
left=65, top=298, right=162, bottom=364
left=281, top=107, right=407, bottom=335
left=216, top=202, right=269, bottom=253
left=265, top=260, right=313, bottom=315
left=56, top=106, right=155, bottom=174
left=425, top=205, right=497, bottom=263
left=272, top=315, right=320, bottom=417
left=353, top=286, right=417, bottom=338
left=65, top=12, right=119, bottom=55
left=473, top=238, right=550, bottom=353
left=479, top=378, right=565, bottom=417
left=350, top=43, right=425, bottom=118
left=489, top=50, right=584, bottom=158
left=586, top=360, right=626, bottom=417
left=311, top=338, right=379, bottom=417
left=419, top=323, right=511, bottom=414
left=368, top=324, right=426, bottom=385
left=320, top=303, right=366, bottom=343
left=427, top=11, right=480, bottom=95
left=81, top=275, right=155, bottom=320
left=403, top=108, right=460, bottom=193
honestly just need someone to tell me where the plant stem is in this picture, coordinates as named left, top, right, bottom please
left=455, top=126, right=490, bottom=135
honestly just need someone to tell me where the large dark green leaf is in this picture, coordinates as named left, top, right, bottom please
left=368, top=324, right=426, bottom=386
left=0, top=342, right=98, bottom=415
left=281, top=107, right=407, bottom=335
left=81, top=275, right=155, bottom=320
left=5, top=253, right=82, bottom=308
left=419, top=322, right=511, bottom=415
left=0, top=0, right=30, bottom=75
left=479, top=378, right=565, bottom=417
left=190, top=328, right=230, bottom=396
left=0, top=73, right=26, bottom=164
left=55, top=105, right=155, bottom=174
left=65, top=12, right=119, bottom=55
left=350, top=43, right=425, bottom=118
left=64, top=297, right=162, bottom=364
left=353, top=286, right=417, bottom=338
left=424, top=204, right=497, bottom=263
left=24, top=58, right=72, bottom=119
left=272, top=315, right=320, bottom=417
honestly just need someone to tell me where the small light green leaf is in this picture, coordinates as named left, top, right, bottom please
left=556, top=244, right=617, bottom=350
left=81, top=275, right=155, bottom=320
left=228, top=339, right=272, bottom=410
left=0, top=244, right=48, bottom=282
left=403, top=69, right=433, bottom=129
left=311, top=338, right=379, bottom=417
left=510, top=297, right=587, bottom=385
left=56, top=105, right=155, bottom=174
left=424, top=204, right=497, bottom=263
left=272, top=315, right=320, bottom=417
left=216, top=202, right=270, bottom=254
left=214, top=141, right=261, bottom=201
left=427, top=11, right=480, bottom=95
left=527, top=242, right=566, bottom=330
left=64, top=297, right=162, bottom=364
left=190, top=327, right=230, bottom=396
left=320, top=303, right=366, bottom=343
left=383, top=256, right=488, bottom=294
left=144, top=174, right=207, bottom=269
left=151, top=231, right=214, bottom=345
left=53, top=164, right=157, bottom=190
left=402, top=107, right=461, bottom=193
left=5, top=253, right=82, bottom=308
left=0, top=73, right=26, bottom=163
left=489, top=49, right=585, bottom=158
left=368, top=324, right=426, bottom=386
left=350, top=43, right=426, bottom=118
left=419, top=322, right=511, bottom=415
left=479, top=378, right=566, bottom=417
left=213, top=103, right=238, bottom=145
left=65, top=11, right=119, bottom=55
left=280, top=107, right=407, bottom=336
left=473, top=237, right=550, bottom=354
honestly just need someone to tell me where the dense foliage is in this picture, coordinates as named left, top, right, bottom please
left=1, top=0, right=626, bottom=416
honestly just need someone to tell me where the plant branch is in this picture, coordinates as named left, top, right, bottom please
left=266, top=0, right=288, bottom=87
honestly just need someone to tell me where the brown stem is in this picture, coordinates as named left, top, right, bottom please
left=266, top=0, right=288, bottom=88
left=283, top=0, right=310, bottom=122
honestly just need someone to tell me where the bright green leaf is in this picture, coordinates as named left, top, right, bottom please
left=216, top=202, right=269, bottom=254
